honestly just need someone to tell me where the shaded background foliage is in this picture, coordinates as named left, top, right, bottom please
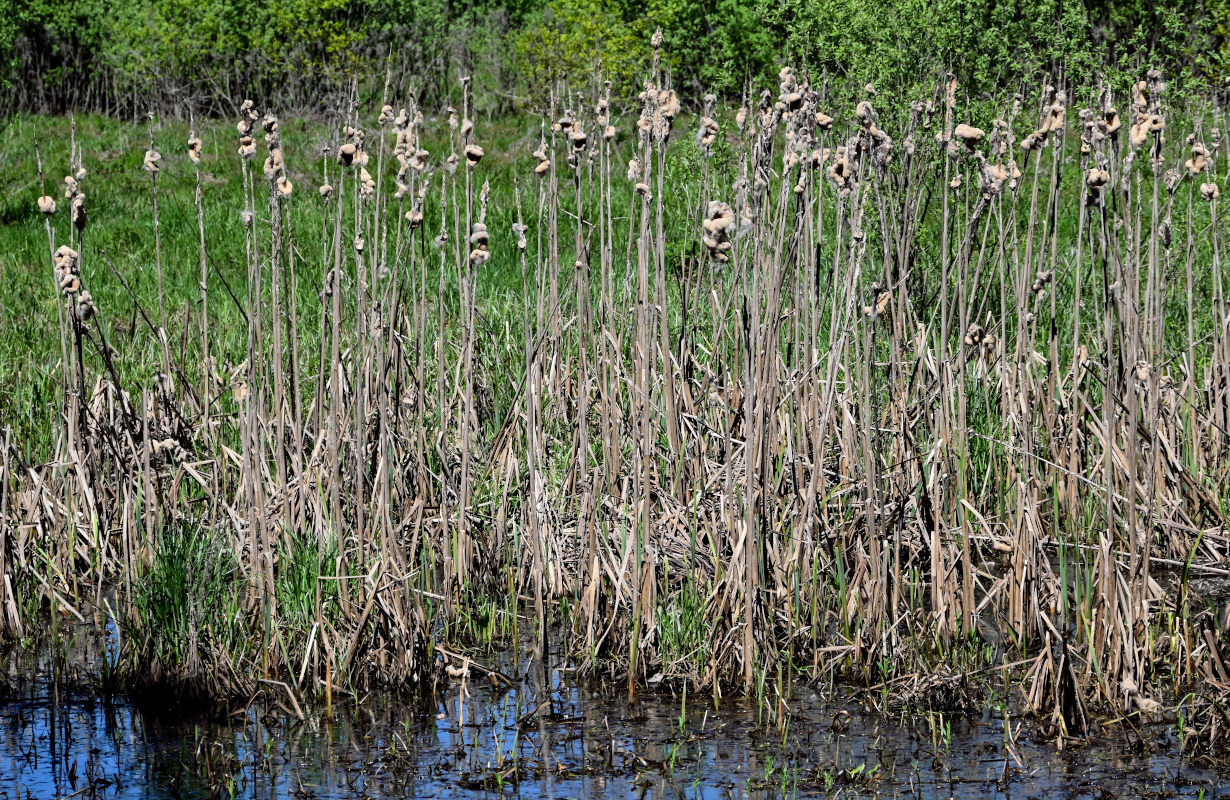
left=0, top=0, right=1225, bottom=115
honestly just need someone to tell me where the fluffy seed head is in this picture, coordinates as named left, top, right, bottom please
left=954, top=124, right=985, bottom=148
left=38, top=195, right=56, bottom=215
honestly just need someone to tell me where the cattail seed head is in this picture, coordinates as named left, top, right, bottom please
left=188, top=135, right=203, bottom=164
left=338, top=142, right=357, bottom=166
left=71, top=193, right=86, bottom=230
left=1201, top=182, right=1219, bottom=201
left=464, top=144, right=484, bottom=166
left=1185, top=143, right=1209, bottom=176
left=143, top=150, right=162, bottom=173
left=239, top=137, right=257, bottom=160
left=954, top=124, right=985, bottom=148
left=75, top=291, right=95, bottom=322
left=277, top=176, right=293, bottom=197
left=319, top=184, right=333, bottom=199
left=63, top=176, right=79, bottom=199
left=1031, top=269, right=1053, bottom=297
left=38, top=195, right=56, bottom=215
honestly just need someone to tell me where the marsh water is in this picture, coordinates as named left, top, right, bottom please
left=0, top=628, right=1225, bottom=800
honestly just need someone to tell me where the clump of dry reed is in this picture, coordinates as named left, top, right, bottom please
left=3, top=49, right=1229, bottom=759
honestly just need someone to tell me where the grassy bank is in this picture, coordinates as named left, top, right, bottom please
left=2, top=57, right=1229, bottom=760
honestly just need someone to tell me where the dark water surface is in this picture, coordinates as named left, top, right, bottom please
left=0, top=632, right=1225, bottom=799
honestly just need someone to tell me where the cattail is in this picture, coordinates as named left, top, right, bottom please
left=262, top=149, right=283, bottom=177
left=239, top=137, right=257, bottom=160
left=188, top=135, right=203, bottom=164
left=570, top=129, right=587, bottom=153
left=1185, top=143, right=1209, bottom=176
left=37, top=195, right=56, bottom=215
left=954, top=124, right=985, bottom=149
left=976, top=156, right=1007, bottom=197
left=1020, top=132, right=1044, bottom=152
left=963, top=323, right=985, bottom=347
left=338, top=142, right=357, bottom=166
left=864, top=283, right=890, bottom=317
left=1201, top=182, right=1219, bottom=201
left=697, top=116, right=719, bottom=153
left=735, top=107, right=748, bottom=132
left=378, top=105, right=394, bottom=125
left=827, top=146, right=855, bottom=196
left=446, top=153, right=459, bottom=173
left=54, top=244, right=79, bottom=274
left=512, top=221, right=527, bottom=251
left=702, top=201, right=735, bottom=263
left=71, top=193, right=86, bottom=231
left=1031, top=269, right=1054, bottom=297
left=464, top=144, right=484, bottom=167
left=241, top=210, right=254, bottom=228
left=75, top=291, right=95, bottom=322
left=319, top=184, right=333, bottom=199
left=276, top=176, right=293, bottom=197
left=1104, top=107, right=1121, bottom=135
left=233, top=381, right=250, bottom=403
left=1087, top=168, right=1110, bottom=188
left=815, top=111, right=834, bottom=132
left=354, top=235, right=365, bottom=253
left=406, top=208, right=424, bottom=229
left=634, top=182, right=651, bottom=198
left=143, top=150, right=161, bottom=173
left=63, top=175, right=79, bottom=199
left=856, top=101, right=878, bottom=129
